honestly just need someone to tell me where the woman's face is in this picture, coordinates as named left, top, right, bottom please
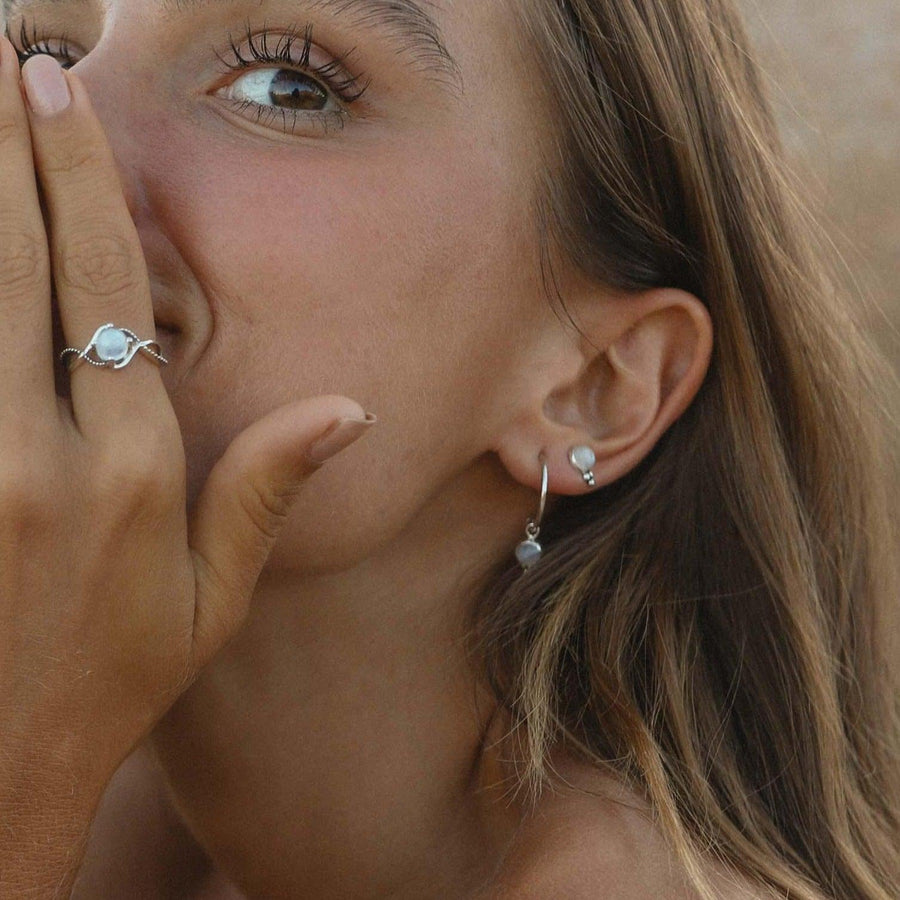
left=5, top=0, right=557, bottom=573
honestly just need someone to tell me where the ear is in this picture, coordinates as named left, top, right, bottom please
left=494, top=286, right=713, bottom=496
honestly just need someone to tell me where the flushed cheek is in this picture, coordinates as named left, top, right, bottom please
left=163, top=135, right=524, bottom=385
left=151, top=136, right=537, bottom=567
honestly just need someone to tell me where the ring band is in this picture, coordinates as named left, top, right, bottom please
left=59, top=322, right=168, bottom=372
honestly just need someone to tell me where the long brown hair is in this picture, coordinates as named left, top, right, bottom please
left=465, top=1, right=900, bottom=898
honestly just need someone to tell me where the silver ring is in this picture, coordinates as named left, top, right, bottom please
left=60, top=322, right=168, bottom=372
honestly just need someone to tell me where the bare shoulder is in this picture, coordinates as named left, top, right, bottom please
left=472, top=755, right=777, bottom=900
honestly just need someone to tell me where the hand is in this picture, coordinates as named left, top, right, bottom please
left=0, top=41, right=375, bottom=892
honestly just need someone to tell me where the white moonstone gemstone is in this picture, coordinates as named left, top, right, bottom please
left=516, top=540, right=542, bottom=568
left=95, top=327, right=129, bottom=362
left=570, top=445, right=596, bottom=471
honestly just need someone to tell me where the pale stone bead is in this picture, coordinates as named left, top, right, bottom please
left=570, top=445, right=596, bottom=471
left=95, top=327, right=129, bottom=362
left=516, top=540, right=542, bottom=568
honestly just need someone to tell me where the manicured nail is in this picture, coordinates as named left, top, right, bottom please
left=307, top=412, right=377, bottom=465
left=22, top=55, right=71, bottom=116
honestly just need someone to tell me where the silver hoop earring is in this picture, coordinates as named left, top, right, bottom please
left=568, top=445, right=596, bottom=487
left=515, top=451, right=549, bottom=572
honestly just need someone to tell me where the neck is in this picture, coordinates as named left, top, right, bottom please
left=149, top=452, right=534, bottom=899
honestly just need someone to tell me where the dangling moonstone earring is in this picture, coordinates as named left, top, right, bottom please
left=515, top=451, right=549, bottom=572
left=568, top=445, right=597, bottom=487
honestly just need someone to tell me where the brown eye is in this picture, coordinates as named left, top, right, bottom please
left=268, top=70, right=328, bottom=111
left=212, top=24, right=370, bottom=136
left=219, top=68, right=336, bottom=115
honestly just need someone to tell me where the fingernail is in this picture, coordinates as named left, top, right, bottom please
left=307, top=412, right=377, bottom=465
left=22, top=55, right=71, bottom=117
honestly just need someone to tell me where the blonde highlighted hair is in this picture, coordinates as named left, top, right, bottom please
left=466, top=2, right=900, bottom=898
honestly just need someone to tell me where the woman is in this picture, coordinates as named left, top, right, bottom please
left=0, top=0, right=897, bottom=896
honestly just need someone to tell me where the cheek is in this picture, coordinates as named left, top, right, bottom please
left=146, top=130, right=540, bottom=570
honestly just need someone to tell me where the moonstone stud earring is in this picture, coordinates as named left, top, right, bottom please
left=515, top=452, right=549, bottom=572
left=568, top=445, right=597, bottom=487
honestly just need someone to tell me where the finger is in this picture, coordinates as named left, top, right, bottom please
left=0, top=37, right=58, bottom=418
left=19, top=54, right=169, bottom=438
left=188, top=397, right=375, bottom=670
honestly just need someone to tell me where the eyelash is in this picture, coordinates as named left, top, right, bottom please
left=7, top=17, right=373, bottom=136
left=10, top=18, right=76, bottom=68
left=213, top=21, right=372, bottom=134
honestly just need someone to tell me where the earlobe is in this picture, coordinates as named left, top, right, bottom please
left=513, top=446, right=599, bottom=572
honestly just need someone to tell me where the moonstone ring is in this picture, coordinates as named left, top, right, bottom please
left=60, top=323, right=168, bottom=372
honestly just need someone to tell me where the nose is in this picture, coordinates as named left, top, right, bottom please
left=67, top=53, right=146, bottom=224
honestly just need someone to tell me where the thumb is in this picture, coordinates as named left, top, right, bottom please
left=186, top=395, right=376, bottom=669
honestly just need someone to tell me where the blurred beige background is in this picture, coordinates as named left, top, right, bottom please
left=737, top=1, right=900, bottom=644
left=738, top=0, right=900, bottom=364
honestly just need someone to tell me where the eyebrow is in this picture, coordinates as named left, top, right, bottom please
left=1, top=0, right=464, bottom=97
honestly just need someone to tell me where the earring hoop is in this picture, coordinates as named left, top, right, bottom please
left=515, top=451, right=549, bottom=572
